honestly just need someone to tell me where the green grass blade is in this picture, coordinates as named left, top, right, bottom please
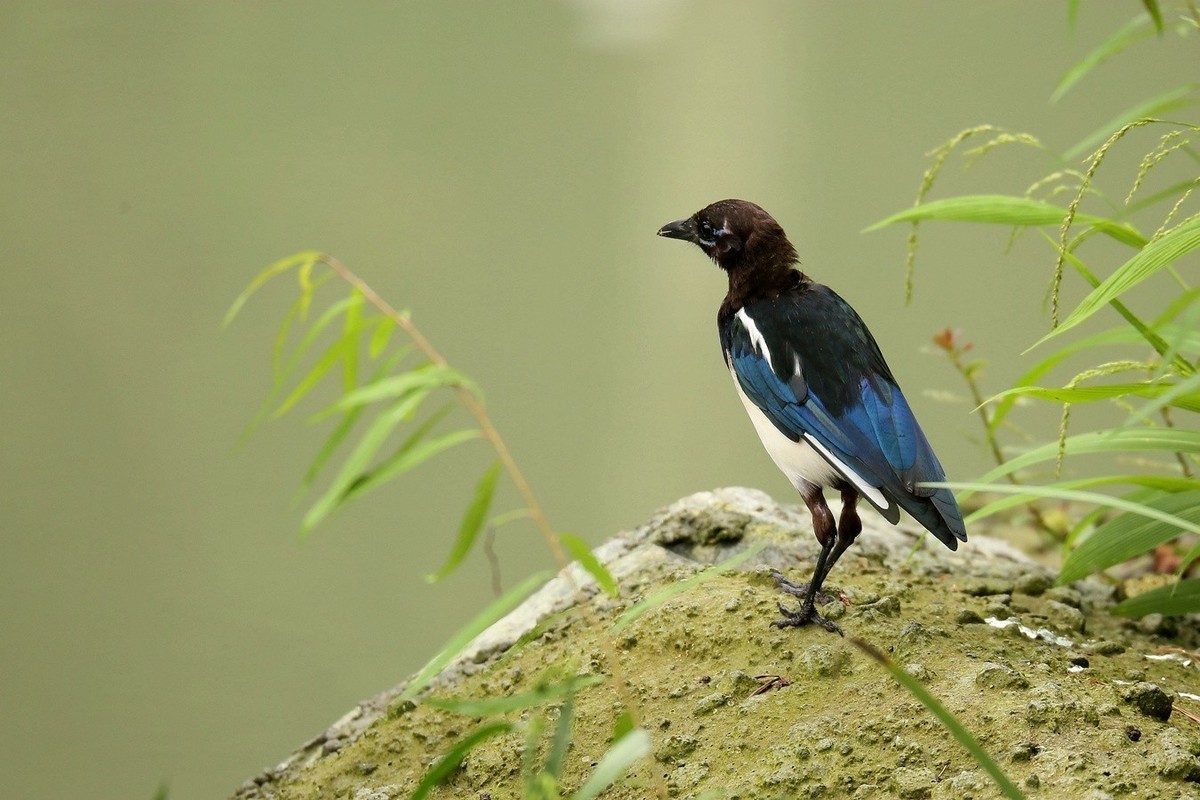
left=972, top=428, right=1200, bottom=486
left=570, top=729, right=651, bottom=800
left=410, top=721, right=514, bottom=800
left=560, top=532, right=620, bottom=598
left=965, top=474, right=1200, bottom=524
left=1142, top=0, right=1164, bottom=33
left=398, top=570, right=553, bottom=704
left=1064, top=84, right=1197, bottom=161
left=341, top=290, right=363, bottom=392
left=369, top=316, right=395, bottom=359
left=852, top=640, right=1025, bottom=800
left=613, top=542, right=766, bottom=632
left=1051, top=13, right=1154, bottom=103
left=987, top=381, right=1200, bottom=413
left=1122, top=371, right=1200, bottom=427
left=337, top=427, right=480, bottom=510
left=1060, top=490, right=1200, bottom=583
left=425, top=674, right=603, bottom=717
left=865, top=195, right=1141, bottom=246
left=1111, top=578, right=1200, bottom=617
left=271, top=334, right=355, bottom=419
left=427, top=461, right=503, bottom=582
left=223, top=251, right=323, bottom=327
left=1035, top=215, right=1200, bottom=345
left=337, top=364, right=481, bottom=409
left=546, top=694, right=575, bottom=781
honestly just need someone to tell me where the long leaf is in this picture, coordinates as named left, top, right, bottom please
left=337, top=364, right=481, bottom=409
left=570, top=730, right=651, bottom=800
left=1036, top=215, right=1200, bottom=344
left=1064, top=84, right=1197, bottom=161
left=339, top=427, right=480, bottom=507
left=965, top=474, right=1200, bottom=524
left=410, top=722, right=514, bottom=800
left=427, top=461, right=503, bottom=582
left=223, top=251, right=323, bottom=327
left=852, top=640, right=1025, bottom=800
left=300, top=392, right=434, bottom=531
left=1123, top=371, right=1200, bottom=428
left=1111, top=578, right=1200, bottom=617
left=560, top=533, right=620, bottom=598
left=972, top=428, right=1200, bottom=486
left=1051, top=13, right=1154, bottom=103
left=398, top=570, right=553, bottom=704
left=613, top=542, right=766, bottom=632
left=865, top=195, right=1142, bottom=247
left=425, top=674, right=604, bottom=717
left=1059, top=490, right=1200, bottom=583
left=987, top=382, right=1200, bottom=413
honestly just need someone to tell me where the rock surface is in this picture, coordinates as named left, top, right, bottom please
left=234, top=488, right=1200, bottom=799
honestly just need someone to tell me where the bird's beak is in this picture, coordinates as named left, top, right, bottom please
left=656, top=217, right=697, bottom=242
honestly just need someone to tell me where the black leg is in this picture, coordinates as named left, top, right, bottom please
left=772, top=484, right=844, bottom=635
left=772, top=487, right=864, bottom=636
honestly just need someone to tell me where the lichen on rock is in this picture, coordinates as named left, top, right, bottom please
left=234, top=488, right=1200, bottom=800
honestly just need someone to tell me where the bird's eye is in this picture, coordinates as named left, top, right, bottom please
left=698, top=220, right=717, bottom=241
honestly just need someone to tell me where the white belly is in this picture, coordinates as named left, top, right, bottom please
left=731, top=373, right=840, bottom=492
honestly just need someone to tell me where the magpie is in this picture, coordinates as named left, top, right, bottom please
left=657, top=199, right=967, bottom=635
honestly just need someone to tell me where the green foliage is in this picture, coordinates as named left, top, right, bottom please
left=876, top=4, right=1200, bottom=616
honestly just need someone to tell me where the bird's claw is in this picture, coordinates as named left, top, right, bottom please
left=771, top=601, right=844, bottom=636
left=770, top=570, right=837, bottom=605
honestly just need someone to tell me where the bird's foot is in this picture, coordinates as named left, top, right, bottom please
left=770, top=570, right=837, bottom=605
left=771, top=601, right=843, bottom=636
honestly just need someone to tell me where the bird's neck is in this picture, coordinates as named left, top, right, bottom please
left=722, top=260, right=805, bottom=314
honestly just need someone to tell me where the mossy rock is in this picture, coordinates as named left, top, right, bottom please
left=234, top=488, right=1200, bottom=799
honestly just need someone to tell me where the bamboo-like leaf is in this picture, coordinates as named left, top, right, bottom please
left=560, top=533, right=619, bottom=598
left=1060, top=490, right=1200, bottom=583
left=427, top=461, right=503, bottom=582
left=1142, top=0, right=1163, bottom=33
left=1064, top=85, right=1197, bottom=160
left=398, top=570, right=552, bottom=703
left=1112, top=579, right=1200, bottom=617
left=965, top=474, right=1200, bottom=524
left=1039, top=233, right=1187, bottom=373
left=272, top=333, right=356, bottom=419
left=570, top=729, right=651, bottom=800
left=341, top=290, right=363, bottom=392
left=410, top=721, right=514, bottom=800
left=223, top=251, right=323, bottom=327
left=972, top=428, right=1200, bottom=487
left=369, top=316, right=395, bottom=359
left=1122, top=371, right=1200, bottom=428
left=866, top=195, right=1143, bottom=247
left=303, top=352, right=410, bottom=488
left=1051, top=14, right=1154, bottom=103
left=614, top=542, right=766, bottom=632
left=989, top=325, right=1165, bottom=433
left=301, top=393, right=434, bottom=531
left=546, top=694, right=575, bottom=781
left=338, top=364, right=481, bottom=409
left=987, top=382, right=1200, bottom=413
left=852, top=640, right=1026, bottom=800
left=337, top=427, right=479, bottom=510
left=1035, top=216, right=1200, bottom=345
left=425, top=674, right=603, bottom=717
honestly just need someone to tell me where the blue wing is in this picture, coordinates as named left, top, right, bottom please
left=722, top=292, right=966, bottom=549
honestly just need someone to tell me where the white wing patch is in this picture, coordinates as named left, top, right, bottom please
left=802, top=433, right=890, bottom=510
left=735, top=308, right=773, bottom=371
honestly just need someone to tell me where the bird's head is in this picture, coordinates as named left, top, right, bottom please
left=657, top=199, right=798, bottom=273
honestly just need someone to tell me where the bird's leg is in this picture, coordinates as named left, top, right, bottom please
left=772, top=486, right=843, bottom=635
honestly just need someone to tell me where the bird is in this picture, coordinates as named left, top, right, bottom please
left=657, top=199, right=967, bottom=635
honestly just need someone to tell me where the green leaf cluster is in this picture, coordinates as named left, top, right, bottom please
left=875, top=3, right=1200, bottom=617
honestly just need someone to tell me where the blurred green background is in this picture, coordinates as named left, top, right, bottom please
left=2, top=2, right=1192, bottom=798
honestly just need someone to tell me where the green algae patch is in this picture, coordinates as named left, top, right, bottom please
left=235, top=488, right=1200, bottom=800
